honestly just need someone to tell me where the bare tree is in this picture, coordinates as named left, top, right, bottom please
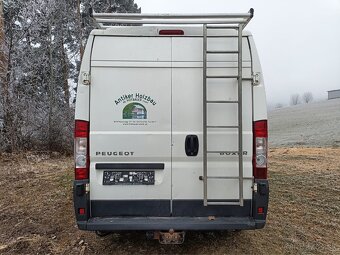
left=303, top=92, right=313, bottom=104
left=275, top=103, right=283, bottom=109
left=0, top=0, right=6, bottom=120
left=0, top=0, right=15, bottom=152
left=77, top=0, right=84, bottom=60
left=0, top=0, right=6, bottom=110
left=0, top=0, right=5, bottom=77
left=0, top=0, right=5, bottom=134
left=0, top=0, right=141, bottom=153
left=290, top=94, right=300, bottom=106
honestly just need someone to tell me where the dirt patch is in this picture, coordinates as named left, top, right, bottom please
left=0, top=148, right=339, bottom=254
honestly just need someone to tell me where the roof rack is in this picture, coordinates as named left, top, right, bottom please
left=91, top=8, right=254, bottom=29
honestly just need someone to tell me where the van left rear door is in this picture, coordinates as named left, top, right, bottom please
left=89, top=36, right=172, bottom=217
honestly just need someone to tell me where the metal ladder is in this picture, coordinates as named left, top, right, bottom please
left=202, top=20, right=252, bottom=207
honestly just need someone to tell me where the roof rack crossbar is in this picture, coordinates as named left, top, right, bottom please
left=93, top=12, right=252, bottom=19
left=94, top=18, right=248, bottom=25
left=91, top=8, right=254, bottom=28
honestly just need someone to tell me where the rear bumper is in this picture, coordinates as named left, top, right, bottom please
left=77, top=217, right=265, bottom=231
left=73, top=180, right=269, bottom=232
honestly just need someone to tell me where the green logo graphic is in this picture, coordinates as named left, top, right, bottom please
left=123, top=103, right=147, bottom=119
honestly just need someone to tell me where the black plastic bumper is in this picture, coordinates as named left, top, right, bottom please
left=77, top=216, right=265, bottom=231
left=74, top=179, right=269, bottom=231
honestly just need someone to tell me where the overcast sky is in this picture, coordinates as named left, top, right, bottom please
left=136, top=0, right=340, bottom=105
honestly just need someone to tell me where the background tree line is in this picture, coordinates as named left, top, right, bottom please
left=274, top=92, right=314, bottom=109
left=290, top=92, right=313, bottom=106
left=0, top=0, right=140, bottom=153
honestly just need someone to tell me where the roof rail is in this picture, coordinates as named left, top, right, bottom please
left=91, top=8, right=254, bottom=29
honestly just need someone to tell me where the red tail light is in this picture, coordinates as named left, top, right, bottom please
left=78, top=208, right=86, bottom=215
left=253, top=120, right=268, bottom=179
left=257, top=207, right=264, bottom=214
left=159, top=29, right=184, bottom=35
left=75, top=120, right=89, bottom=180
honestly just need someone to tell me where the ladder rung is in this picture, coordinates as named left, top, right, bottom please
left=206, top=75, right=239, bottom=79
left=207, top=150, right=241, bottom=153
left=206, top=126, right=239, bottom=129
left=207, top=51, right=239, bottom=54
left=206, top=26, right=239, bottom=30
left=207, top=35, right=246, bottom=38
left=207, top=176, right=253, bottom=180
left=206, top=100, right=238, bottom=104
left=207, top=201, right=240, bottom=206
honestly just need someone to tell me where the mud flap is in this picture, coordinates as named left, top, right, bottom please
left=253, top=179, right=269, bottom=228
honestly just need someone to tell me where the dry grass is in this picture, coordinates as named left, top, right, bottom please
left=0, top=148, right=339, bottom=254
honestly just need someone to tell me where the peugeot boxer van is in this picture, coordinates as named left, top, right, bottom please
left=73, top=9, right=269, bottom=243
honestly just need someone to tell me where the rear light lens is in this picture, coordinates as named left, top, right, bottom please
left=79, top=208, right=86, bottom=215
left=253, top=120, right=268, bottom=179
left=75, top=120, right=89, bottom=138
left=75, top=138, right=87, bottom=168
left=257, top=207, right=264, bottom=214
left=255, top=138, right=267, bottom=167
left=75, top=120, right=89, bottom=180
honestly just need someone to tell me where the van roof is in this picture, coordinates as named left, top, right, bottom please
left=90, top=26, right=252, bottom=37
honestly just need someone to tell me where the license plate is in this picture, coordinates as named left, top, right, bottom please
left=103, top=171, right=155, bottom=185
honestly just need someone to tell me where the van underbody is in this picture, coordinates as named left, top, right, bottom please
left=74, top=11, right=269, bottom=241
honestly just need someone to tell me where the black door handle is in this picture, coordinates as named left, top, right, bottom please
left=185, top=135, right=199, bottom=157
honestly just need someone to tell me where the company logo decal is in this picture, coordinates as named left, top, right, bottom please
left=123, top=103, right=147, bottom=119
left=115, top=93, right=157, bottom=106
left=114, top=93, right=157, bottom=126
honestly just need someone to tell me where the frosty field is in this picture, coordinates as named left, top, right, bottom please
left=269, top=99, right=340, bottom=147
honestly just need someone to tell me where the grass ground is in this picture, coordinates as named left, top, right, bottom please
left=0, top=148, right=339, bottom=254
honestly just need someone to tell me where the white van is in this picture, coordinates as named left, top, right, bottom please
left=73, top=9, right=269, bottom=243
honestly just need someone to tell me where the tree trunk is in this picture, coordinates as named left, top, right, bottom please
left=47, top=22, right=54, bottom=152
left=60, top=34, right=70, bottom=114
left=0, top=0, right=7, bottom=112
left=0, top=1, right=16, bottom=152
left=77, top=0, right=84, bottom=60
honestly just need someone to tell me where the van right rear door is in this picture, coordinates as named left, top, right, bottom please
left=171, top=34, right=254, bottom=216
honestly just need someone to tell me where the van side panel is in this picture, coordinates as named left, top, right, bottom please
left=248, top=35, right=269, bottom=228
left=75, top=35, right=94, bottom=121
left=248, top=36, right=267, bottom=121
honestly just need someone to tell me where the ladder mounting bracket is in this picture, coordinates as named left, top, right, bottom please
left=82, top=71, right=91, bottom=86
left=252, top=72, right=261, bottom=86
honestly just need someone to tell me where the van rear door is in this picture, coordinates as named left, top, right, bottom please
left=171, top=35, right=254, bottom=216
left=89, top=36, right=172, bottom=217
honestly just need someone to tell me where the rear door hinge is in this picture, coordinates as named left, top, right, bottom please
left=82, top=71, right=91, bottom=86
left=252, top=72, right=260, bottom=86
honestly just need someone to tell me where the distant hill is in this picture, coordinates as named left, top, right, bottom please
left=268, top=99, right=340, bottom=147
